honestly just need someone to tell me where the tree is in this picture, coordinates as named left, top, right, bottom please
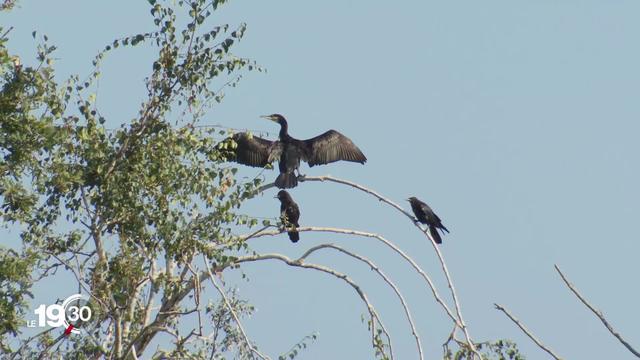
left=2, top=1, right=269, bottom=358
left=0, top=2, right=492, bottom=356
left=6, top=1, right=637, bottom=360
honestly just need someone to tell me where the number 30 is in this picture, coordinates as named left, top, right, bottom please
left=67, top=305, right=92, bottom=322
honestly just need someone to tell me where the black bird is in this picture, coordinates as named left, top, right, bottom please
left=407, top=197, right=449, bottom=244
left=275, top=190, right=300, bottom=242
left=222, top=114, right=367, bottom=188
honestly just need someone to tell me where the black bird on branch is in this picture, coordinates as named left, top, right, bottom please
left=407, top=197, right=449, bottom=244
left=276, top=190, right=300, bottom=242
left=221, top=114, right=367, bottom=188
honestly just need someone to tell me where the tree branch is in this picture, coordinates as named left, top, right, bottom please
left=202, top=255, right=271, bottom=360
left=258, top=175, right=479, bottom=357
left=494, top=303, right=563, bottom=360
left=230, top=252, right=394, bottom=359
left=9, top=328, right=56, bottom=360
left=302, top=243, right=423, bottom=360
left=244, top=226, right=461, bottom=328
left=46, top=252, right=109, bottom=311
left=554, top=264, right=640, bottom=358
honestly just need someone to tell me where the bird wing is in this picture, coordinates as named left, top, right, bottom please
left=220, top=133, right=281, bottom=167
left=419, top=202, right=434, bottom=217
left=288, top=202, right=300, bottom=226
left=301, top=130, right=367, bottom=167
left=420, top=202, right=449, bottom=232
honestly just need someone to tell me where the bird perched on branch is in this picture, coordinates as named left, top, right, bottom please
left=275, top=190, right=300, bottom=242
left=407, top=197, right=449, bottom=244
left=220, top=114, right=367, bottom=188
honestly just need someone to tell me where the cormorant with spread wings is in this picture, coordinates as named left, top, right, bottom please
left=221, top=114, right=367, bottom=188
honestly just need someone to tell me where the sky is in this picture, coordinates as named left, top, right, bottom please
left=2, top=0, right=640, bottom=359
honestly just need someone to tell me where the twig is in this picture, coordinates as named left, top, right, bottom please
left=46, top=252, right=109, bottom=311
left=202, top=255, right=271, bottom=360
left=258, top=175, right=479, bottom=357
left=555, top=264, right=640, bottom=358
left=9, top=328, right=56, bottom=360
left=186, top=262, right=204, bottom=336
left=1, top=26, right=14, bottom=41
left=231, top=252, right=394, bottom=359
left=302, top=243, right=423, bottom=360
left=494, top=303, right=563, bottom=360
left=242, top=226, right=461, bottom=328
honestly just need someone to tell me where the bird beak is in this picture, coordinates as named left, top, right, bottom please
left=260, top=115, right=275, bottom=122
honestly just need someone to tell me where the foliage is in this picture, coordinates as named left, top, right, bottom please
left=0, top=0, right=531, bottom=359
left=278, top=333, right=319, bottom=360
left=1, top=0, right=17, bottom=11
left=0, top=248, right=37, bottom=352
left=1, top=0, right=271, bottom=358
left=445, top=339, right=525, bottom=360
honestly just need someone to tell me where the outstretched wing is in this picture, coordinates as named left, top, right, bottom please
left=302, top=130, right=367, bottom=167
left=220, top=133, right=281, bottom=167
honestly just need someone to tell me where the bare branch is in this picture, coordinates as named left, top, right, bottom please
left=114, top=313, right=123, bottom=358
left=555, top=265, right=640, bottom=358
left=231, top=252, right=394, bottom=359
left=258, top=175, right=479, bottom=357
left=123, top=278, right=147, bottom=340
left=186, top=262, right=204, bottom=336
left=303, top=243, right=423, bottom=359
left=9, top=328, right=56, bottom=360
left=244, top=226, right=461, bottom=328
left=46, top=252, right=109, bottom=311
left=202, top=255, right=271, bottom=360
left=0, top=26, right=14, bottom=40
left=494, top=303, right=563, bottom=360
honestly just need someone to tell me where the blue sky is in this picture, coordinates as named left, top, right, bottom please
left=3, top=0, right=640, bottom=359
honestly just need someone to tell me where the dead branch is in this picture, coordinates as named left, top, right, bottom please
left=202, top=255, right=271, bottom=360
left=231, top=252, right=394, bottom=359
left=555, top=265, right=640, bottom=358
left=301, top=243, right=423, bottom=359
left=244, top=226, right=461, bottom=328
left=494, top=303, right=563, bottom=360
left=258, top=175, right=478, bottom=357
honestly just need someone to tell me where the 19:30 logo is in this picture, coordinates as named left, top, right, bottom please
left=31, top=294, right=92, bottom=335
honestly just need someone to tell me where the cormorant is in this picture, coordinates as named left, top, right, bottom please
left=222, top=114, right=367, bottom=188
left=407, top=197, right=449, bottom=244
left=275, top=190, right=300, bottom=242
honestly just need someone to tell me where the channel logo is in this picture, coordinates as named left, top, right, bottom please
left=28, top=294, right=92, bottom=335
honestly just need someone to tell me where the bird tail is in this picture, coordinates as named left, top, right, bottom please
left=441, top=225, right=450, bottom=233
left=275, top=173, right=297, bottom=189
left=287, top=228, right=300, bottom=243
left=428, top=225, right=443, bottom=244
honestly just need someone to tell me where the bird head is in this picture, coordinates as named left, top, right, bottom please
left=406, top=197, right=418, bottom=203
left=260, top=114, right=286, bottom=125
left=275, top=190, right=290, bottom=201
